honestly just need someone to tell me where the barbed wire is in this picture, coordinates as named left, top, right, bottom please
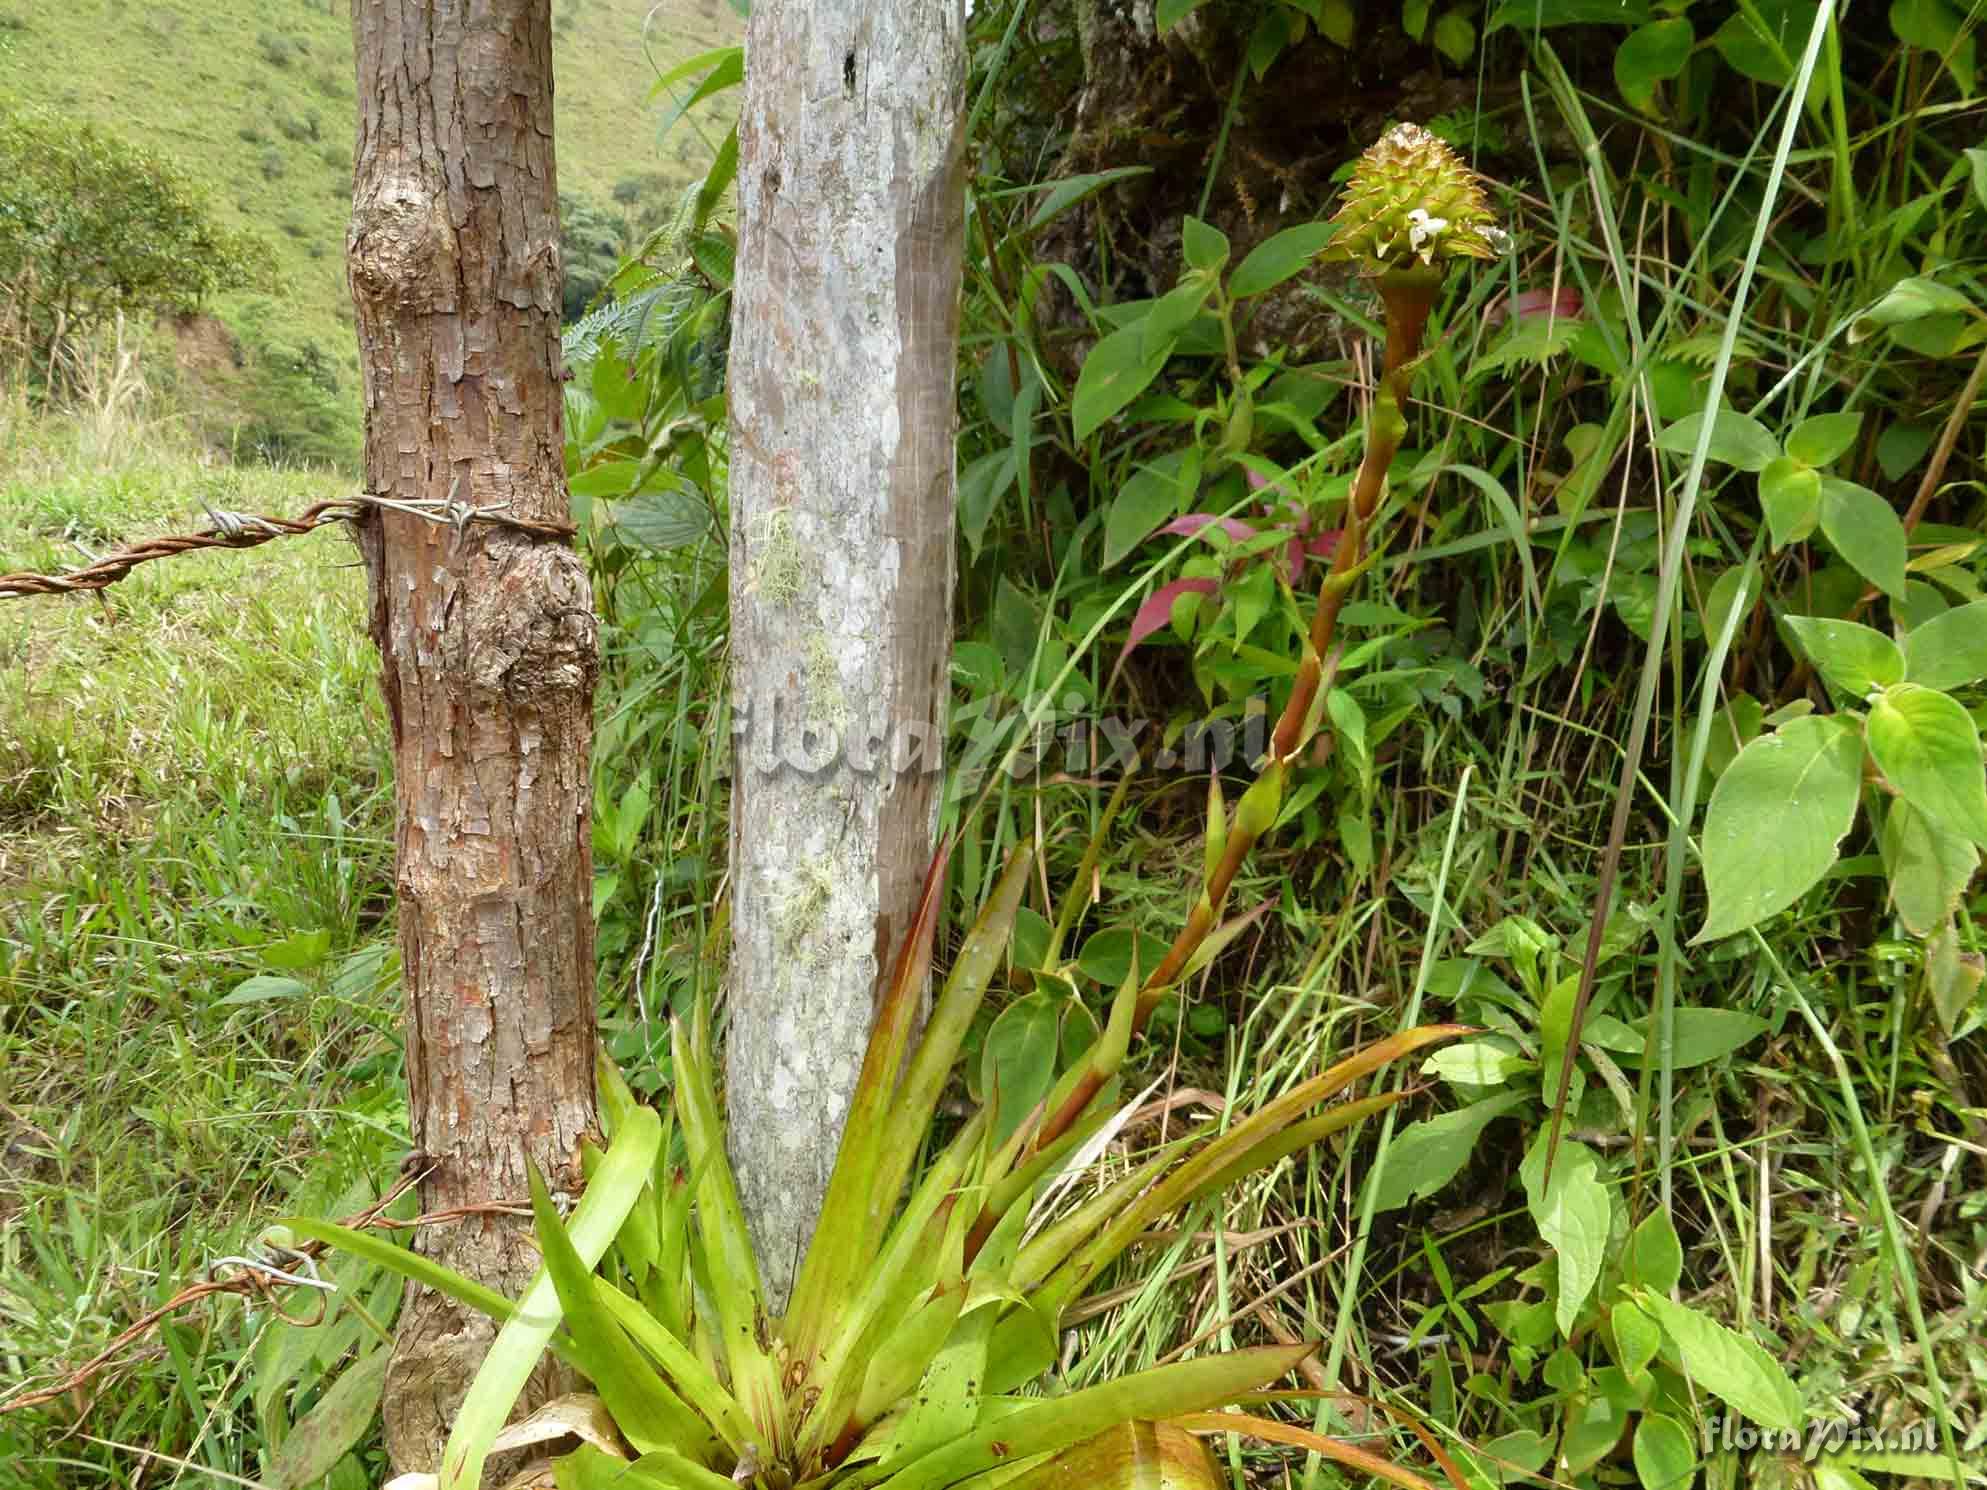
left=0, top=488, right=579, bottom=601
left=0, top=1162, right=551, bottom=1417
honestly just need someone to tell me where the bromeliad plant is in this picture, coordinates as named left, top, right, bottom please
left=291, top=126, right=1502, bottom=1490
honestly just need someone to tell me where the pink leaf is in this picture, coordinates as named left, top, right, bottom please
left=1507, top=286, right=1582, bottom=322
left=1110, top=578, right=1220, bottom=691
left=1159, top=513, right=1259, bottom=545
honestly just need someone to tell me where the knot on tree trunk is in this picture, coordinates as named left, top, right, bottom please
left=350, top=171, right=462, bottom=314
left=463, top=543, right=599, bottom=701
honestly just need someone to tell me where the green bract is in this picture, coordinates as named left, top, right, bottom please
left=1325, top=123, right=1506, bottom=270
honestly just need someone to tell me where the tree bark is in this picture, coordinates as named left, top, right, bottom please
left=348, top=0, right=598, bottom=1471
left=725, top=0, right=966, bottom=1305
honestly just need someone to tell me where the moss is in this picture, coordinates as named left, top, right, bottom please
left=751, top=507, right=805, bottom=608
left=803, top=631, right=848, bottom=732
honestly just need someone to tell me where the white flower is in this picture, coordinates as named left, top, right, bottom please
left=1406, top=207, right=1449, bottom=261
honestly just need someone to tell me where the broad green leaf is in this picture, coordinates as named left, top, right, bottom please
left=1421, top=1039, right=1531, bottom=1086
left=1143, top=278, right=1214, bottom=363
left=1181, top=216, right=1230, bottom=273
left=1694, top=715, right=1865, bottom=942
left=1712, top=0, right=1821, bottom=83
left=1026, top=166, right=1155, bottom=231
left=221, top=974, right=311, bottom=1005
left=1891, top=0, right=1977, bottom=93
left=1637, top=1007, right=1770, bottom=1068
left=1786, top=411, right=1864, bottom=468
left=1432, top=7, right=1476, bottom=62
left=1819, top=478, right=1908, bottom=598
left=1881, top=798, right=1980, bottom=936
left=1701, top=563, right=1761, bottom=647
left=1879, top=421, right=1936, bottom=480
left=1611, top=1301, right=1661, bottom=1380
left=1564, top=1390, right=1633, bottom=1476
left=1073, top=322, right=1176, bottom=443
left=1155, top=0, right=1214, bottom=31
left=1369, top=1092, right=1527, bottom=1212
left=1624, top=1209, right=1684, bottom=1292
left=1537, top=972, right=1578, bottom=1104
left=1904, top=600, right=1987, bottom=689
left=1633, top=1413, right=1699, bottom=1490
left=1927, top=923, right=1987, bottom=1033
left=1614, top=18, right=1693, bottom=111
left=1868, top=684, right=1987, bottom=848
left=959, top=448, right=1017, bottom=558
left=1758, top=456, right=1822, bottom=548
left=1632, top=1289, right=1803, bottom=1431
left=1319, top=0, right=1357, bottom=46
left=571, top=459, right=644, bottom=499
left=1521, top=1135, right=1611, bottom=1336
left=1228, top=222, right=1337, bottom=300
left=1103, top=449, right=1194, bottom=568
left=1657, top=408, right=1780, bottom=471
left=1852, top=276, right=1977, bottom=342
left=266, top=1346, right=389, bottom=1490
left=982, top=993, right=1064, bottom=1147
left=439, top=1107, right=663, bottom=1490
left=264, top=929, right=332, bottom=971
left=1780, top=616, right=1904, bottom=696
left=1076, top=926, right=1171, bottom=986
left=1488, top=0, right=1651, bottom=29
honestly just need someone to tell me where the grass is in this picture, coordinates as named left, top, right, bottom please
left=0, top=384, right=400, bottom=1489
left=0, top=0, right=737, bottom=466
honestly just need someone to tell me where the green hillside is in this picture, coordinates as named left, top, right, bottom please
left=0, top=0, right=738, bottom=465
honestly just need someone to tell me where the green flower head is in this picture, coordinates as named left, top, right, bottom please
left=1328, top=122, right=1508, bottom=270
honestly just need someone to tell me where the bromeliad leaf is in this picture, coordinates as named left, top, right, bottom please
left=1693, top=715, right=1865, bottom=943
left=877, top=1344, right=1314, bottom=1490
left=439, top=1106, right=662, bottom=1490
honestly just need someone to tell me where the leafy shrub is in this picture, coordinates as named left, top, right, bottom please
left=559, top=189, right=628, bottom=323
left=256, top=29, right=294, bottom=67
left=0, top=107, right=267, bottom=377
left=219, top=298, right=361, bottom=470
left=259, top=147, right=286, bottom=180
left=273, top=105, right=319, bottom=142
